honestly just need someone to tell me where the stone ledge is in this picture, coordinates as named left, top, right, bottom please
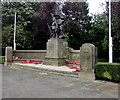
left=11, top=63, right=79, bottom=77
left=13, top=59, right=42, bottom=63
left=68, top=48, right=80, bottom=53
left=13, top=59, right=42, bottom=61
left=13, top=50, right=46, bottom=53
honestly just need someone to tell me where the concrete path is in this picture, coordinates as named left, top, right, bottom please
left=2, top=65, right=118, bottom=98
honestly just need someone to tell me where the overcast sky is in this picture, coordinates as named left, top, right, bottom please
left=87, top=0, right=107, bottom=15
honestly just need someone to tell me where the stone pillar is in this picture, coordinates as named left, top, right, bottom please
left=4, top=47, right=13, bottom=66
left=79, top=43, right=97, bottom=80
left=44, top=39, right=68, bottom=66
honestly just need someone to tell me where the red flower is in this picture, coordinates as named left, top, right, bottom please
left=30, top=62, right=42, bottom=64
left=64, top=59, right=80, bottom=64
left=65, top=65, right=81, bottom=73
left=20, top=60, right=42, bottom=64
left=13, top=56, right=20, bottom=60
left=26, top=60, right=31, bottom=63
left=72, top=70, right=80, bottom=72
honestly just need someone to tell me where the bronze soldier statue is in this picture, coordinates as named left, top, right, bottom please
left=48, top=2, right=65, bottom=39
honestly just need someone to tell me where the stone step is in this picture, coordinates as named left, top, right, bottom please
left=13, top=59, right=43, bottom=63
left=11, top=63, right=79, bottom=77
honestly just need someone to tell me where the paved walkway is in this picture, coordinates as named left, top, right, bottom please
left=2, top=65, right=119, bottom=98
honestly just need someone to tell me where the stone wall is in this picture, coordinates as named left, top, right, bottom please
left=5, top=47, right=80, bottom=64
left=13, top=48, right=80, bottom=62
left=4, top=47, right=13, bottom=65
left=68, top=48, right=80, bottom=62
left=13, top=50, right=46, bottom=60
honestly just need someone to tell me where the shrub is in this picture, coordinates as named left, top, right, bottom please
left=98, top=59, right=108, bottom=62
left=95, top=62, right=120, bottom=82
left=0, top=56, right=5, bottom=64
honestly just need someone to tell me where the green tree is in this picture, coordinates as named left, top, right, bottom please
left=31, top=2, right=57, bottom=50
left=63, top=2, right=91, bottom=49
left=2, top=2, right=58, bottom=51
left=2, top=2, right=39, bottom=50
left=89, top=2, right=120, bottom=62
left=111, top=2, right=120, bottom=62
left=89, top=13, right=109, bottom=60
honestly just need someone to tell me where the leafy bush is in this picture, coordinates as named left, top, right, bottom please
left=95, top=62, right=120, bottom=82
left=98, top=59, right=108, bottom=62
left=0, top=56, right=5, bottom=64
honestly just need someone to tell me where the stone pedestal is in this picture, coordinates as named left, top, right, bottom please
left=80, top=43, right=97, bottom=71
left=4, top=47, right=13, bottom=66
left=79, top=43, right=97, bottom=80
left=44, top=39, right=68, bottom=66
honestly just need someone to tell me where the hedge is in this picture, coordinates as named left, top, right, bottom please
left=95, top=62, right=120, bottom=82
left=0, top=56, right=5, bottom=64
